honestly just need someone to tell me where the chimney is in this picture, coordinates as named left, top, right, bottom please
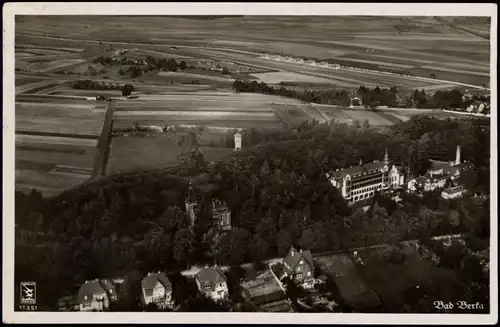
left=300, top=249, right=303, bottom=253
left=455, top=145, right=461, bottom=166
left=291, top=250, right=295, bottom=257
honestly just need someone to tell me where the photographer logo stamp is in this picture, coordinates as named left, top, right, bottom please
left=20, top=281, right=36, bottom=305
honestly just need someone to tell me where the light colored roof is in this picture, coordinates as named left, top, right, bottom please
left=331, top=161, right=385, bottom=179
left=78, top=279, right=115, bottom=305
left=141, top=272, right=172, bottom=297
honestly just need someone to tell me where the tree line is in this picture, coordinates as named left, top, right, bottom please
left=232, top=80, right=491, bottom=111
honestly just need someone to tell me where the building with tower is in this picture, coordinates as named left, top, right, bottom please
left=185, top=182, right=198, bottom=227
left=234, top=132, right=242, bottom=151
left=212, top=199, right=231, bottom=232
left=326, top=148, right=404, bottom=205
left=407, top=145, right=474, bottom=193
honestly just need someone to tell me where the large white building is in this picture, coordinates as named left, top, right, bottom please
left=326, top=149, right=404, bottom=205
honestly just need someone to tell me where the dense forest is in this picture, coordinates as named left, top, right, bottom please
left=15, top=115, right=490, bottom=310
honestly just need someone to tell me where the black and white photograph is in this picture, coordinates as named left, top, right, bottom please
left=2, top=2, right=497, bottom=324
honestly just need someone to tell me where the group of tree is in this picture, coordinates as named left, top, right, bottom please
left=411, top=88, right=491, bottom=110
left=233, top=80, right=351, bottom=107
left=15, top=115, right=490, bottom=309
left=357, top=86, right=399, bottom=108
left=144, top=56, right=187, bottom=72
left=71, top=80, right=122, bottom=91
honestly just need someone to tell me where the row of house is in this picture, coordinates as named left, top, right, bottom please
left=326, top=145, right=472, bottom=205
left=75, top=265, right=229, bottom=311
left=73, top=245, right=316, bottom=312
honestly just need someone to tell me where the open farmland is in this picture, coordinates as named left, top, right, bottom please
left=14, top=15, right=490, bottom=196
left=15, top=98, right=107, bottom=137
left=111, top=91, right=303, bottom=131
left=14, top=95, right=108, bottom=196
left=15, top=15, right=490, bottom=89
left=15, top=134, right=98, bottom=197
left=107, top=135, right=234, bottom=175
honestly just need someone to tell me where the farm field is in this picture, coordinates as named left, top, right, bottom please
left=15, top=99, right=107, bottom=137
left=111, top=92, right=303, bottom=131
left=14, top=15, right=490, bottom=197
left=107, top=135, right=234, bottom=175
left=15, top=134, right=98, bottom=197
left=16, top=16, right=490, bottom=88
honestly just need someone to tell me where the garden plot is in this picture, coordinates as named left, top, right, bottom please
left=315, top=254, right=381, bottom=308
left=355, top=245, right=458, bottom=307
left=241, top=268, right=291, bottom=312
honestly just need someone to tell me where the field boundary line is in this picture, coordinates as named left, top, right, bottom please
left=91, top=101, right=114, bottom=179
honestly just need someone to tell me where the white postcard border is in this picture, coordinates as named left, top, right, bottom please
left=2, top=2, right=498, bottom=324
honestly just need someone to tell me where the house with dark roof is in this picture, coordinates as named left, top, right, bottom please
left=140, top=272, right=174, bottom=309
left=195, top=265, right=228, bottom=301
left=77, top=279, right=117, bottom=311
left=282, top=246, right=315, bottom=289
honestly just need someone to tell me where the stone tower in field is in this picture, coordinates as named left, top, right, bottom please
left=212, top=199, right=231, bottom=232
left=234, top=132, right=242, bottom=151
left=455, top=145, right=461, bottom=166
left=185, top=182, right=198, bottom=227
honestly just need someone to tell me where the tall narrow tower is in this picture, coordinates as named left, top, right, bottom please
left=185, top=182, right=198, bottom=227
left=234, top=132, right=242, bottom=151
left=383, top=148, right=389, bottom=166
left=455, top=145, right=461, bottom=166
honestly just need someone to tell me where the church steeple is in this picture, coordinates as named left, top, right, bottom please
left=359, top=158, right=363, bottom=166
left=383, top=148, right=389, bottom=166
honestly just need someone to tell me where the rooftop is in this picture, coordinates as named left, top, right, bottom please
left=330, top=161, right=386, bottom=179
left=195, top=266, right=227, bottom=289
left=141, top=272, right=172, bottom=296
